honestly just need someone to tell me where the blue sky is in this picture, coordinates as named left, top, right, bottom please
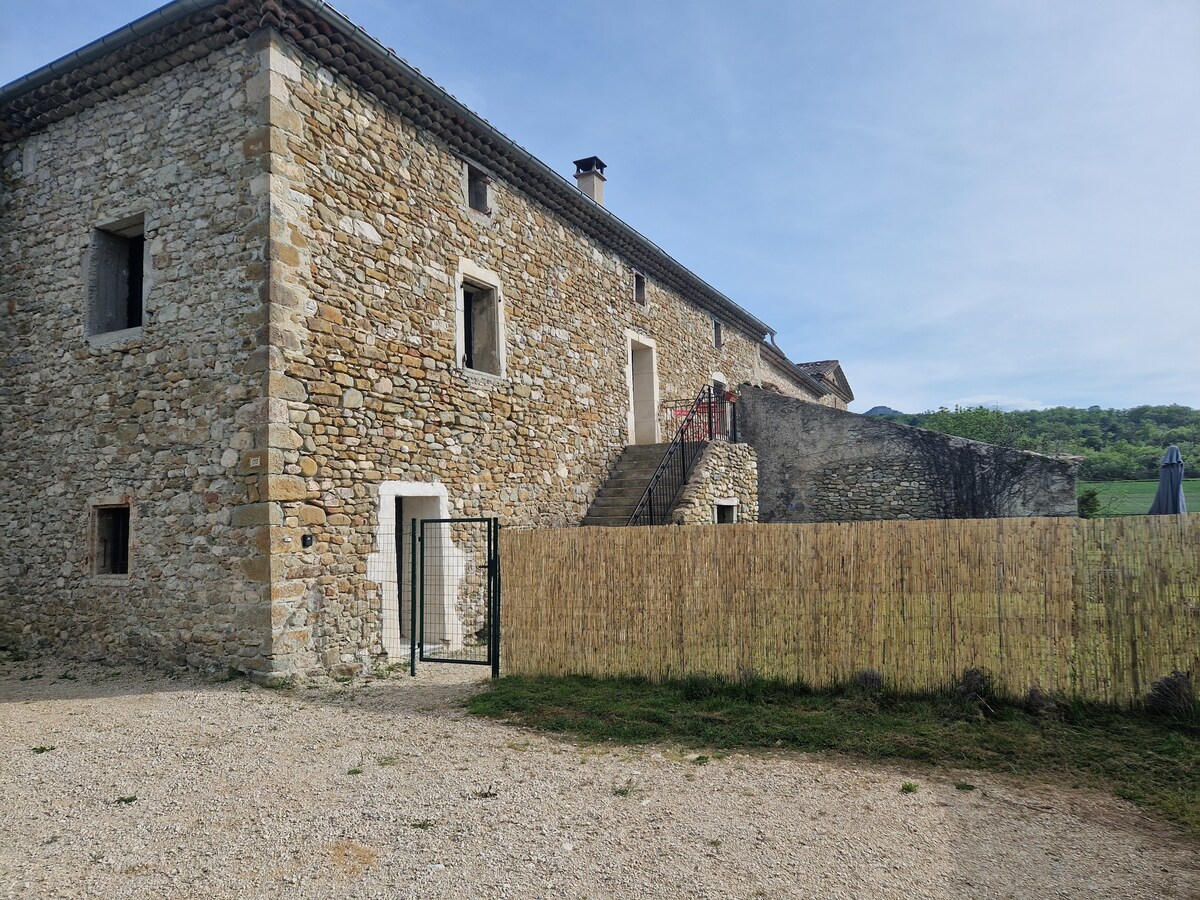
left=4, top=0, right=1198, bottom=413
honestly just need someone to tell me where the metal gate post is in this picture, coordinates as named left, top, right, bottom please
left=409, top=517, right=418, bottom=676
left=490, top=517, right=501, bottom=679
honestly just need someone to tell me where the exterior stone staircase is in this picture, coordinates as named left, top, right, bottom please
left=581, top=443, right=674, bottom=526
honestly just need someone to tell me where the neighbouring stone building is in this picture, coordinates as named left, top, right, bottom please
left=0, top=0, right=846, bottom=678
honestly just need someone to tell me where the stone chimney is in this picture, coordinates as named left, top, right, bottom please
left=573, top=156, right=607, bottom=205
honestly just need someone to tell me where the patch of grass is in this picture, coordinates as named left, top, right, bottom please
left=611, top=779, right=639, bottom=797
left=408, top=819, right=435, bottom=830
left=900, top=782, right=918, bottom=794
left=114, top=796, right=137, bottom=805
left=376, top=755, right=399, bottom=767
left=31, top=746, right=56, bottom=754
left=954, top=781, right=977, bottom=791
left=347, top=768, right=364, bottom=776
left=469, top=674, right=1200, bottom=836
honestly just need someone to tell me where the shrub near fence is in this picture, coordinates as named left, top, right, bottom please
left=500, top=515, right=1200, bottom=706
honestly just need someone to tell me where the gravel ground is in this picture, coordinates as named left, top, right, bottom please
left=2, top=658, right=1197, bottom=900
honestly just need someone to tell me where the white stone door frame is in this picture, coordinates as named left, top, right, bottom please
left=367, top=481, right=462, bottom=659
left=625, top=330, right=660, bottom=445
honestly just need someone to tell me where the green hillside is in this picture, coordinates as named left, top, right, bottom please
left=887, top=405, right=1199, bottom=481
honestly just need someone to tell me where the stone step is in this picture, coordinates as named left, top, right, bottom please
left=580, top=515, right=635, bottom=527
left=586, top=503, right=641, bottom=517
left=582, top=442, right=700, bottom=527
left=592, top=483, right=646, bottom=496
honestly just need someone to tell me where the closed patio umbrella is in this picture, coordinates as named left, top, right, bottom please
left=1148, top=445, right=1186, bottom=515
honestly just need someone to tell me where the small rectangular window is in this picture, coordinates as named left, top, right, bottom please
left=462, top=282, right=501, bottom=375
left=467, top=165, right=490, bottom=213
left=634, top=273, right=647, bottom=306
left=89, top=216, right=144, bottom=335
left=713, top=320, right=724, bottom=348
left=715, top=502, right=737, bottom=524
left=95, top=506, right=131, bottom=575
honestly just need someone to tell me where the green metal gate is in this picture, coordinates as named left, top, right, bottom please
left=407, top=517, right=500, bottom=677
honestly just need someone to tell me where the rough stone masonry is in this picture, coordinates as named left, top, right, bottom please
left=0, top=1, right=837, bottom=679
left=738, top=386, right=1078, bottom=523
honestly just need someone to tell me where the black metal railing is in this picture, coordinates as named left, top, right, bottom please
left=628, top=386, right=738, bottom=526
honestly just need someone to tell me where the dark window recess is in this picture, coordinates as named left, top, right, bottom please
left=716, top=504, right=737, bottom=524
left=462, top=283, right=501, bottom=375
left=89, top=222, right=144, bottom=335
left=634, top=273, right=647, bottom=305
left=467, top=166, right=490, bottom=213
left=713, top=320, right=724, bottom=348
left=96, top=507, right=131, bottom=575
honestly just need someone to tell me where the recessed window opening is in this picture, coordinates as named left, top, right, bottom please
left=89, top=215, right=144, bottom=335
left=713, top=319, right=724, bottom=349
left=467, top=165, right=490, bottom=213
left=634, top=273, right=647, bottom=305
left=95, top=506, right=131, bottom=575
left=462, top=281, right=501, bottom=375
left=715, top=501, right=737, bottom=525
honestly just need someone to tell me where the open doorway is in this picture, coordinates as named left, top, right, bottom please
left=627, top=333, right=659, bottom=445
left=367, top=481, right=453, bottom=660
left=711, top=372, right=732, bottom=439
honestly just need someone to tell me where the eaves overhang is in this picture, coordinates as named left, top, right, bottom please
left=759, top=341, right=832, bottom=398
left=1, top=0, right=775, bottom=342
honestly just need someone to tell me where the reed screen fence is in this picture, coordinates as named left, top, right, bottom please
left=499, top=515, right=1200, bottom=705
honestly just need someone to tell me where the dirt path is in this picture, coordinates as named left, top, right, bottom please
left=1, top=659, right=1196, bottom=899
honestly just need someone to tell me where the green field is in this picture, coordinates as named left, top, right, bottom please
left=1078, top=479, right=1199, bottom=516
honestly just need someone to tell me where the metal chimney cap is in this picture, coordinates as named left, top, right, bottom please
left=573, top=156, right=607, bottom=176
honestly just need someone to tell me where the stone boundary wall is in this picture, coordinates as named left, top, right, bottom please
left=738, top=386, right=1077, bottom=522
left=672, top=442, right=759, bottom=525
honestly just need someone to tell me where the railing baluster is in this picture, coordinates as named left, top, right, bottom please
left=628, top=385, right=737, bottom=526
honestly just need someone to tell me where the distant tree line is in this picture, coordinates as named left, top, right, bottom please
left=885, top=405, right=1200, bottom=481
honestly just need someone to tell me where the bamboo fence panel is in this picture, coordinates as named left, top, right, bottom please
left=499, top=515, right=1200, bottom=704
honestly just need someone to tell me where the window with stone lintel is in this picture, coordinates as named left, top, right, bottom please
left=93, top=505, right=131, bottom=575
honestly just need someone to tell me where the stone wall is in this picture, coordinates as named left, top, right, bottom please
left=672, top=442, right=760, bottom=525
left=738, top=386, right=1077, bottom=523
left=0, top=39, right=276, bottom=673
left=257, top=34, right=822, bottom=673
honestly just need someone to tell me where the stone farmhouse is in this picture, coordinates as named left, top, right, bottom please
left=0, top=0, right=1072, bottom=679
left=0, top=0, right=850, bottom=677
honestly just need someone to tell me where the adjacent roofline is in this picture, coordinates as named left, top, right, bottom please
left=760, top=341, right=831, bottom=398
left=796, top=359, right=854, bottom=403
left=1, top=0, right=778, bottom=341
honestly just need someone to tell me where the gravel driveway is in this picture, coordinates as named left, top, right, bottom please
left=2, top=658, right=1197, bottom=900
